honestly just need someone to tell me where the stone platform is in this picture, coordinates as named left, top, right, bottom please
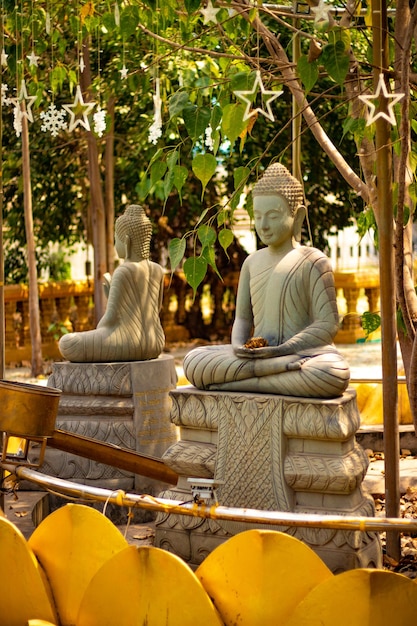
left=32, top=356, right=179, bottom=497
left=155, top=386, right=382, bottom=572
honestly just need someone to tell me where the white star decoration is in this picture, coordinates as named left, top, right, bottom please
left=358, top=73, right=404, bottom=126
left=234, top=70, right=283, bottom=122
left=11, top=79, right=37, bottom=123
left=311, top=0, right=330, bottom=24
left=1, top=48, right=8, bottom=66
left=62, top=85, right=95, bottom=131
left=27, top=50, right=40, bottom=67
left=200, top=0, right=220, bottom=24
left=79, top=53, right=86, bottom=73
left=120, top=64, right=128, bottom=80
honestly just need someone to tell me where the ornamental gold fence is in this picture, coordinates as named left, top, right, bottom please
left=3, top=269, right=380, bottom=365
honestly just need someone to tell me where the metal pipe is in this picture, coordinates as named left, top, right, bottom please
left=48, top=429, right=179, bottom=485
left=4, top=463, right=417, bottom=533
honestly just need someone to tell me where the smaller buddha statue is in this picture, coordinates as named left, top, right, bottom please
left=59, top=204, right=165, bottom=363
left=183, top=163, right=350, bottom=398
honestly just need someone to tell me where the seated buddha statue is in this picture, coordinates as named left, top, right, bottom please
left=59, top=204, right=165, bottom=363
left=183, top=163, right=350, bottom=398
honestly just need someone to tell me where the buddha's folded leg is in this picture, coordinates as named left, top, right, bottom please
left=210, top=353, right=350, bottom=398
left=183, top=345, right=258, bottom=389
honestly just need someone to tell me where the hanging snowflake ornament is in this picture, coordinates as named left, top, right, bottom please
left=93, top=105, right=107, bottom=137
left=234, top=70, right=283, bottom=122
left=40, top=103, right=68, bottom=137
left=358, top=73, right=405, bottom=126
left=148, top=78, right=163, bottom=145
left=62, top=84, right=95, bottom=131
left=200, top=0, right=220, bottom=24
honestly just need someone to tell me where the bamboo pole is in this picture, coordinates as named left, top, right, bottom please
left=372, top=0, right=401, bottom=560
left=4, top=464, right=417, bottom=534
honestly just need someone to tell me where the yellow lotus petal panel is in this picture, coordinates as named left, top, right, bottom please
left=28, top=503, right=128, bottom=626
left=285, top=568, right=417, bottom=625
left=196, top=529, right=333, bottom=625
left=77, top=545, right=224, bottom=626
left=0, top=517, right=57, bottom=626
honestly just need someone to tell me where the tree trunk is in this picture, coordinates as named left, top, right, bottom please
left=105, top=97, right=116, bottom=274
left=80, top=42, right=108, bottom=324
left=21, top=110, right=43, bottom=377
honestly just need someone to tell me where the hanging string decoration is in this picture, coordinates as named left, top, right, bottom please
left=27, top=0, right=39, bottom=66
left=148, top=77, right=162, bottom=144
left=40, top=2, right=68, bottom=137
left=358, top=73, right=405, bottom=126
left=93, top=23, right=106, bottom=137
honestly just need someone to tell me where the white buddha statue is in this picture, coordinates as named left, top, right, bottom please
left=183, top=163, right=350, bottom=398
left=59, top=204, right=165, bottom=363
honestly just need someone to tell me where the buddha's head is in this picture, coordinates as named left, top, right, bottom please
left=252, top=163, right=306, bottom=242
left=115, top=204, right=152, bottom=260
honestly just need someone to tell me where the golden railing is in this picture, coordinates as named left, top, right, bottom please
left=3, top=269, right=381, bottom=365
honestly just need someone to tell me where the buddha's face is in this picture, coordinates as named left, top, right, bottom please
left=253, top=194, right=294, bottom=249
left=114, top=232, right=126, bottom=259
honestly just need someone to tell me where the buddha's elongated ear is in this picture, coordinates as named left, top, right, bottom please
left=124, top=234, right=131, bottom=258
left=293, top=205, right=306, bottom=242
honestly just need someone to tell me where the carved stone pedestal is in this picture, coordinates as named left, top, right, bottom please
left=40, top=356, right=178, bottom=496
left=155, top=386, right=382, bottom=573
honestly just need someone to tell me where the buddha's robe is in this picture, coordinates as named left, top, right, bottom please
left=183, top=247, right=350, bottom=398
left=59, top=260, right=165, bottom=362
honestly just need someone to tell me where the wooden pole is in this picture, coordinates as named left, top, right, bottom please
left=372, top=0, right=401, bottom=560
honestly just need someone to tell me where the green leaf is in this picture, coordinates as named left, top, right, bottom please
left=221, top=103, right=247, bottom=145
left=341, top=116, right=366, bottom=142
left=163, top=168, right=175, bottom=201
left=202, top=245, right=221, bottom=279
left=192, top=153, right=217, bottom=198
left=183, top=256, right=208, bottom=293
left=120, top=7, right=139, bottom=37
left=185, top=0, right=201, bottom=13
left=169, top=91, right=191, bottom=119
left=321, top=41, right=349, bottom=86
left=217, top=210, right=227, bottom=227
left=297, top=55, right=319, bottom=94
left=173, top=165, right=188, bottom=202
left=361, top=311, right=381, bottom=337
left=168, top=237, right=186, bottom=270
left=197, top=224, right=217, bottom=248
left=183, top=104, right=211, bottom=141
left=210, top=104, right=222, bottom=130
left=149, top=148, right=164, bottom=168
left=219, top=228, right=234, bottom=255
left=167, top=150, right=179, bottom=170
left=230, top=167, right=249, bottom=211
left=150, top=161, right=167, bottom=187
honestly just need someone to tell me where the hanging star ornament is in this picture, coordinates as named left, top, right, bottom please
left=27, top=50, right=40, bottom=67
left=62, top=84, right=95, bottom=131
left=1, top=48, right=8, bottom=66
left=200, top=0, right=220, bottom=24
left=358, top=73, right=405, bottom=126
left=311, top=0, right=330, bottom=24
left=11, top=79, right=37, bottom=123
left=234, top=70, right=283, bottom=122
left=119, top=64, right=128, bottom=80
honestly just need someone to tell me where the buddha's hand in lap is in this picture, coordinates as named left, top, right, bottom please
left=234, top=345, right=284, bottom=359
